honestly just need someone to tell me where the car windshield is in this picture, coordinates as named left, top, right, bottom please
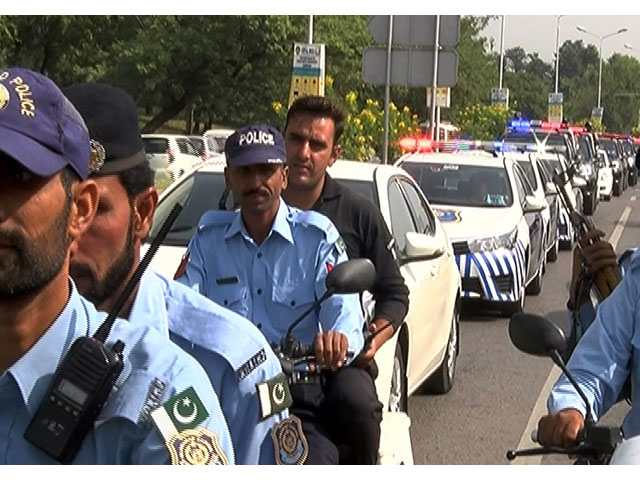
left=503, top=130, right=568, bottom=148
left=598, top=139, right=619, bottom=159
left=148, top=171, right=229, bottom=247
left=401, top=161, right=513, bottom=208
left=143, top=138, right=168, bottom=154
left=515, top=160, right=538, bottom=190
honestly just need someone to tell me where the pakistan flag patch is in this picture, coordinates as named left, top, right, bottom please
left=256, top=373, right=292, bottom=419
left=152, top=386, right=209, bottom=440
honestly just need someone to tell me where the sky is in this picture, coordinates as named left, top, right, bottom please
left=482, top=16, right=640, bottom=64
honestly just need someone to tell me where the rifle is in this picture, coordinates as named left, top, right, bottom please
left=552, top=161, right=622, bottom=304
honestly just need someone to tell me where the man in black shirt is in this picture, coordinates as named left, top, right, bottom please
left=282, top=95, right=410, bottom=464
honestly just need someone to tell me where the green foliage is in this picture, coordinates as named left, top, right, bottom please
left=456, top=104, right=513, bottom=140
left=340, top=91, right=420, bottom=161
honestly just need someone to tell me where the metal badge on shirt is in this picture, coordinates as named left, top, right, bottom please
left=151, top=386, right=228, bottom=465
left=271, top=415, right=309, bottom=465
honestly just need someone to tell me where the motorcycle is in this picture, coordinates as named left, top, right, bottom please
left=271, top=258, right=414, bottom=465
left=506, top=312, right=624, bottom=464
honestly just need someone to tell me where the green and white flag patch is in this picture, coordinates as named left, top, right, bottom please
left=151, top=386, right=209, bottom=441
left=256, top=373, right=292, bottom=419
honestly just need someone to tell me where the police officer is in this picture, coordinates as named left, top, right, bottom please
left=0, top=67, right=233, bottom=464
left=63, top=83, right=288, bottom=465
left=175, top=124, right=365, bottom=464
left=282, top=95, right=409, bottom=464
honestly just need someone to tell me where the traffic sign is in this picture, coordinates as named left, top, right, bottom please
left=548, top=93, right=563, bottom=123
left=288, top=43, right=325, bottom=107
left=591, top=106, right=604, bottom=120
left=491, top=88, right=509, bottom=108
left=427, top=87, right=451, bottom=108
left=362, top=47, right=458, bottom=87
left=367, top=15, right=461, bottom=48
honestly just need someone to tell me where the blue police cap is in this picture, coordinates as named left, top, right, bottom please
left=63, top=83, right=146, bottom=175
left=0, top=67, right=90, bottom=179
left=225, top=124, right=286, bottom=167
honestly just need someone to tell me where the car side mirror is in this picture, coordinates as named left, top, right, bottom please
left=544, top=181, right=558, bottom=196
left=400, top=231, right=445, bottom=264
left=571, top=176, right=587, bottom=188
left=522, top=195, right=546, bottom=213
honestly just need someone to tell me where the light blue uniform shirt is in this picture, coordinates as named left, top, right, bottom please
left=0, top=280, right=234, bottom=464
left=550, top=249, right=640, bottom=438
left=176, top=198, right=364, bottom=358
left=129, top=269, right=287, bottom=464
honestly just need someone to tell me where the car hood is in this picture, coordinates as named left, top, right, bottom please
left=431, top=204, right=520, bottom=242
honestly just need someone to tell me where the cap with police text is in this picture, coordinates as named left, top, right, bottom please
left=63, top=83, right=146, bottom=175
left=0, top=67, right=90, bottom=179
left=225, top=124, right=286, bottom=167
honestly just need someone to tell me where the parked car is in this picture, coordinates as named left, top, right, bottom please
left=144, top=158, right=462, bottom=418
left=596, top=149, right=613, bottom=201
left=204, top=128, right=234, bottom=153
left=142, top=134, right=202, bottom=182
left=598, top=136, right=626, bottom=196
left=396, top=149, right=547, bottom=316
left=188, top=135, right=223, bottom=161
left=506, top=151, right=560, bottom=264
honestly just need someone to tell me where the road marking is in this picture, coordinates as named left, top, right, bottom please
left=511, top=365, right=562, bottom=465
left=609, top=206, right=632, bottom=250
left=513, top=203, right=633, bottom=465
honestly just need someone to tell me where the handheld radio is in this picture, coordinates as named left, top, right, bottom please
left=23, top=203, right=183, bottom=464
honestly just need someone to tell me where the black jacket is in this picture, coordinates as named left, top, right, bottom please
left=312, top=174, right=410, bottom=332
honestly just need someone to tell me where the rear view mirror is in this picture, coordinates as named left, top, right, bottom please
left=571, top=176, right=587, bottom=188
left=325, top=258, right=376, bottom=294
left=403, top=231, right=445, bottom=260
left=544, top=182, right=558, bottom=196
left=522, top=195, right=546, bottom=213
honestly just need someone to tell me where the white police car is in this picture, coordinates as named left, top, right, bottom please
left=396, top=147, right=547, bottom=316
left=503, top=150, right=560, bottom=264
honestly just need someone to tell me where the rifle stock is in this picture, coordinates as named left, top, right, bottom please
left=555, top=165, right=622, bottom=301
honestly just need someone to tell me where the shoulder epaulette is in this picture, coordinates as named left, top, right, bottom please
left=289, top=208, right=340, bottom=243
left=197, top=209, right=236, bottom=231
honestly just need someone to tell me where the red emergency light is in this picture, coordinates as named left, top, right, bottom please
left=399, top=136, right=434, bottom=152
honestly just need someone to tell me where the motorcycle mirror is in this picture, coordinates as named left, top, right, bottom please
left=509, top=313, right=567, bottom=358
left=325, top=258, right=376, bottom=294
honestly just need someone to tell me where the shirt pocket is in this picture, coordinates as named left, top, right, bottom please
left=210, top=284, right=251, bottom=319
left=271, top=282, right=316, bottom=328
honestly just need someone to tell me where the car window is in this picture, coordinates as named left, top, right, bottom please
left=333, top=178, right=378, bottom=206
left=598, top=139, right=619, bottom=160
left=387, top=180, right=417, bottom=253
left=189, top=137, right=205, bottom=155
left=402, top=161, right=513, bottom=208
left=143, top=138, right=168, bottom=154
left=512, top=163, right=535, bottom=201
left=176, top=138, right=198, bottom=156
left=148, top=171, right=229, bottom=247
left=515, top=159, right=538, bottom=190
left=398, top=177, right=435, bottom=235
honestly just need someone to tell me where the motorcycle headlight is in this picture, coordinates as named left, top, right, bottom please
left=468, top=228, right=517, bottom=253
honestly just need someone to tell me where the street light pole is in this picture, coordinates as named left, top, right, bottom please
left=576, top=25, right=628, bottom=109
left=554, top=15, right=563, bottom=94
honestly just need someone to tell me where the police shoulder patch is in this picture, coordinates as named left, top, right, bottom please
left=167, top=428, right=229, bottom=465
left=256, top=373, right=292, bottom=419
left=271, top=415, right=309, bottom=465
left=334, top=236, right=346, bottom=256
left=236, top=348, right=267, bottom=380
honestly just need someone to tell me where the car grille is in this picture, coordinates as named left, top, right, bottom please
left=461, top=277, right=482, bottom=294
left=494, top=275, right=513, bottom=293
left=452, top=241, right=470, bottom=255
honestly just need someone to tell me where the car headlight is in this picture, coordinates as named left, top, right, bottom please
left=611, top=161, right=621, bottom=171
left=468, top=228, right=517, bottom=253
left=579, top=164, right=592, bottom=176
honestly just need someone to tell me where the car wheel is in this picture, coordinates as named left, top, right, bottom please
left=500, top=287, right=525, bottom=317
left=423, top=304, right=459, bottom=395
left=546, top=237, right=559, bottom=262
left=388, top=342, right=407, bottom=413
left=525, top=259, right=543, bottom=295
